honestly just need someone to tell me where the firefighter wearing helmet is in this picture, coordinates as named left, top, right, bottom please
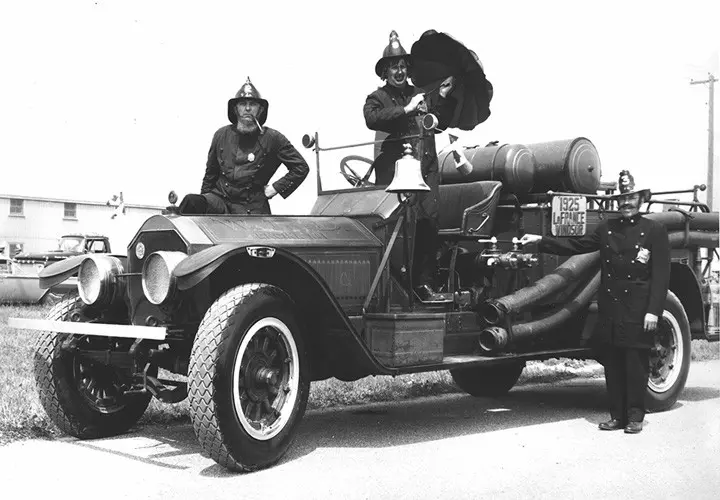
left=363, top=31, right=457, bottom=302
left=179, top=77, right=309, bottom=215
left=520, top=171, right=670, bottom=434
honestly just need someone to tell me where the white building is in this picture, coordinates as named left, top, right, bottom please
left=0, top=193, right=163, bottom=256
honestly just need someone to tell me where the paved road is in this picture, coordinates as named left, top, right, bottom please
left=2, top=361, right=719, bottom=500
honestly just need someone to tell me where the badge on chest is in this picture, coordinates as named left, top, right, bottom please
left=635, top=247, right=650, bottom=264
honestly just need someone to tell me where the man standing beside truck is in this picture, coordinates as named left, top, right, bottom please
left=520, top=170, right=671, bottom=434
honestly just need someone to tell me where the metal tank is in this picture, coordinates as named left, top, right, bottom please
left=438, top=143, right=536, bottom=193
left=526, top=137, right=601, bottom=194
left=439, top=137, right=602, bottom=195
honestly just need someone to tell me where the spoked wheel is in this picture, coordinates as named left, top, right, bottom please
left=188, top=283, right=309, bottom=472
left=33, top=294, right=152, bottom=438
left=232, top=317, right=300, bottom=440
left=72, top=340, right=134, bottom=414
left=340, top=155, right=375, bottom=187
left=645, top=291, right=691, bottom=412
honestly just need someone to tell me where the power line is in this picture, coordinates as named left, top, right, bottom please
left=690, top=73, right=717, bottom=210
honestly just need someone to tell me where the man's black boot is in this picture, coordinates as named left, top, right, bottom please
left=624, top=421, right=643, bottom=434
left=598, top=419, right=625, bottom=431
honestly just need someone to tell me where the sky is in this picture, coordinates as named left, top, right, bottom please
left=1, top=0, right=718, bottom=215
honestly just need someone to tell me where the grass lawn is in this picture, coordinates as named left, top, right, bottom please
left=1, top=303, right=717, bottom=444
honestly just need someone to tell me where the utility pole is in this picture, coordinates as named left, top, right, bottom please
left=690, top=73, right=717, bottom=210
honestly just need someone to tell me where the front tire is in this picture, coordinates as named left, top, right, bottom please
left=450, top=361, right=526, bottom=397
left=188, top=284, right=310, bottom=472
left=33, top=294, right=152, bottom=438
left=645, top=291, right=691, bottom=412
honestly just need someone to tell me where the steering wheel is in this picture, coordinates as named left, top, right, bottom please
left=340, top=155, right=375, bottom=187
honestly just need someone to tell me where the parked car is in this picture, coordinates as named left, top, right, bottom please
left=1, top=234, right=109, bottom=304
left=9, top=133, right=719, bottom=473
left=13, top=234, right=111, bottom=268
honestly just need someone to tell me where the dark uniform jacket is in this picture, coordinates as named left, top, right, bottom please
left=201, top=125, right=309, bottom=214
left=539, top=214, right=670, bottom=348
left=363, top=84, right=455, bottom=221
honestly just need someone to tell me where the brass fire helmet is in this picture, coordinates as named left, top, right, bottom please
left=375, top=30, right=411, bottom=78
left=227, top=77, right=269, bottom=125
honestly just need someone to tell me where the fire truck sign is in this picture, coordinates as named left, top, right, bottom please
left=551, top=195, right=587, bottom=236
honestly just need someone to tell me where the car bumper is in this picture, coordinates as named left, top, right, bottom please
left=7, top=318, right=167, bottom=340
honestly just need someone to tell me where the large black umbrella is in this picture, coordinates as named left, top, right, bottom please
left=411, top=30, right=493, bottom=130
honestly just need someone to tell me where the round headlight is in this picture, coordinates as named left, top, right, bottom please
left=77, top=255, right=124, bottom=306
left=142, top=251, right=187, bottom=305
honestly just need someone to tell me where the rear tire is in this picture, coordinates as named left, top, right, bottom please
left=645, top=291, right=691, bottom=412
left=188, top=284, right=310, bottom=472
left=33, top=294, right=152, bottom=438
left=450, top=361, right=526, bottom=397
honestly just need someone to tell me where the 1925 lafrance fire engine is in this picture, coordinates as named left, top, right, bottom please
left=10, top=121, right=719, bottom=472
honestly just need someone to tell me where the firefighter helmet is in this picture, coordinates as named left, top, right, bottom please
left=227, top=77, right=269, bottom=125
left=375, top=30, right=411, bottom=77
left=616, top=170, right=651, bottom=201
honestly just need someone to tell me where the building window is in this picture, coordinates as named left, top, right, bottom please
left=64, top=202, right=77, bottom=219
left=9, top=198, right=24, bottom=216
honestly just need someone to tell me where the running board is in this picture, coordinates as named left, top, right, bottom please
left=394, top=347, right=595, bottom=374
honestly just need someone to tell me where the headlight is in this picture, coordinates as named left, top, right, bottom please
left=77, top=255, right=125, bottom=306
left=142, top=251, right=187, bottom=305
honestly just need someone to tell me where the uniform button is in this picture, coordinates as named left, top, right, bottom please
left=627, top=275, right=631, bottom=278
left=608, top=231, right=612, bottom=234
left=606, top=260, right=610, bottom=263
left=607, top=274, right=611, bottom=277
left=635, top=244, right=639, bottom=248
left=641, top=232, right=644, bottom=236
left=625, top=289, right=628, bottom=293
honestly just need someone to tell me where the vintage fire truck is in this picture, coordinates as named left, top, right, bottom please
left=9, top=129, right=719, bottom=472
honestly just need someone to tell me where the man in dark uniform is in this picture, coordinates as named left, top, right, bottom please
left=179, top=77, right=309, bottom=215
left=520, top=171, right=671, bottom=433
left=363, top=30, right=456, bottom=301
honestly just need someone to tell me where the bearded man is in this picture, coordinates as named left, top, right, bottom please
left=179, top=78, right=309, bottom=215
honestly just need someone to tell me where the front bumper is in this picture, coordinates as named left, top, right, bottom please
left=8, top=318, right=167, bottom=340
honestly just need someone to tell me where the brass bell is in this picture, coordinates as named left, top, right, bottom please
left=386, top=144, right=430, bottom=193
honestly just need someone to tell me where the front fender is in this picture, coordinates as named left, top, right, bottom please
left=38, top=255, right=86, bottom=289
left=174, top=243, right=393, bottom=380
left=38, top=254, right=128, bottom=290
left=174, top=243, right=249, bottom=291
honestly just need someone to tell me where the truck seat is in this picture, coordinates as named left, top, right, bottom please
left=437, top=181, right=503, bottom=238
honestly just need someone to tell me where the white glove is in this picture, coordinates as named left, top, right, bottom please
left=518, top=234, right=542, bottom=246
left=264, top=185, right=278, bottom=198
left=439, top=76, right=455, bottom=98
left=644, top=313, right=658, bottom=332
left=404, top=93, right=426, bottom=114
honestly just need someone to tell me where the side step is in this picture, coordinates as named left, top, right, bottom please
left=395, top=347, right=595, bottom=374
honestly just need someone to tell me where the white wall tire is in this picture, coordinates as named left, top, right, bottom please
left=188, top=284, right=310, bottom=472
left=645, top=291, right=691, bottom=412
left=231, top=317, right=301, bottom=441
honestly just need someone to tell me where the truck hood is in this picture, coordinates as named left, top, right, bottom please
left=131, top=215, right=383, bottom=252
